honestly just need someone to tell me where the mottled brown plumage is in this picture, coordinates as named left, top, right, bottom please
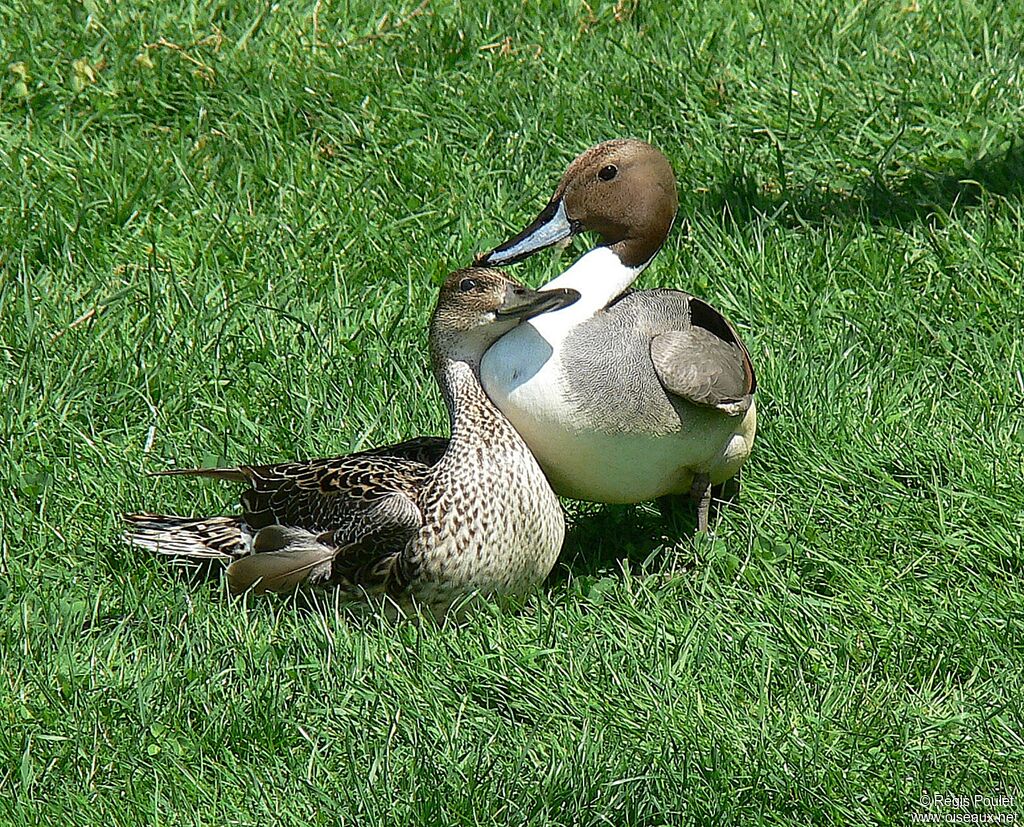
left=125, top=269, right=579, bottom=617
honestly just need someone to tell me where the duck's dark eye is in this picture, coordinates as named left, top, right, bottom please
left=598, top=164, right=618, bottom=181
left=458, top=277, right=479, bottom=293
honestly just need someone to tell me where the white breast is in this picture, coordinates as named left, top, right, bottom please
left=480, top=246, right=639, bottom=427
left=479, top=247, right=756, bottom=504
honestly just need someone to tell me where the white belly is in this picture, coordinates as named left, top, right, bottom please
left=480, top=326, right=757, bottom=503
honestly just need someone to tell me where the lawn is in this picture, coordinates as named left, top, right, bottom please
left=2, top=0, right=1023, bottom=823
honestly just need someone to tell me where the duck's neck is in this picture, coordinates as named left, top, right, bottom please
left=532, top=246, right=648, bottom=333
left=435, top=357, right=522, bottom=452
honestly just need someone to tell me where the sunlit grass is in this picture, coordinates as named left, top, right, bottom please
left=2, top=0, right=1023, bottom=823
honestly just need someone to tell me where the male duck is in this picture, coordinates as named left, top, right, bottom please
left=125, top=269, right=579, bottom=617
left=475, top=139, right=757, bottom=531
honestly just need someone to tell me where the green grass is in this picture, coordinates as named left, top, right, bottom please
left=3, top=0, right=1024, bottom=823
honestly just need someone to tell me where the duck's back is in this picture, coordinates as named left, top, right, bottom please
left=126, top=450, right=433, bottom=598
left=561, top=289, right=753, bottom=431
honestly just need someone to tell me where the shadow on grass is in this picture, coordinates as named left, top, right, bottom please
left=551, top=500, right=697, bottom=583
left=705, top=137, right=1024, bottom=227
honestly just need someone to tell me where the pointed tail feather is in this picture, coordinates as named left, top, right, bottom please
left=122, top=514, right=247, bottom=559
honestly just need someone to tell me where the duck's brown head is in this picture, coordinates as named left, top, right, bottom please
left=477, top=139, right=678, bottom=270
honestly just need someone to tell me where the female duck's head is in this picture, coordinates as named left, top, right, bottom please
left=478, top=139, right=679, bottom=270
left=429, top=268, right=580, bottom=365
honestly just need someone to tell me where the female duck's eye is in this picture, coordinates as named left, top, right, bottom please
left=458, top=277, right=479, bottom=292
left=598, top=164, right=618, bottom=181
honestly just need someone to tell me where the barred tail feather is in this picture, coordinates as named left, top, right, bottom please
left=124, top=516, right=338, bottom=596
left=122, top=513, right=247, bottom=560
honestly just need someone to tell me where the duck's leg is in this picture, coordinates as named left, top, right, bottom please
left=659, top=469, right=742, bottom=533
left=658, top=471, right=741, bottom=533
left=690, top=473, right=712, bottom=533
left=657, top=474, right=713, bottom=533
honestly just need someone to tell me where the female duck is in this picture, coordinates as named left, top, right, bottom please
left=125, top=269, right=579, bottom=617
left=476, top=139, right=757, bottom=531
